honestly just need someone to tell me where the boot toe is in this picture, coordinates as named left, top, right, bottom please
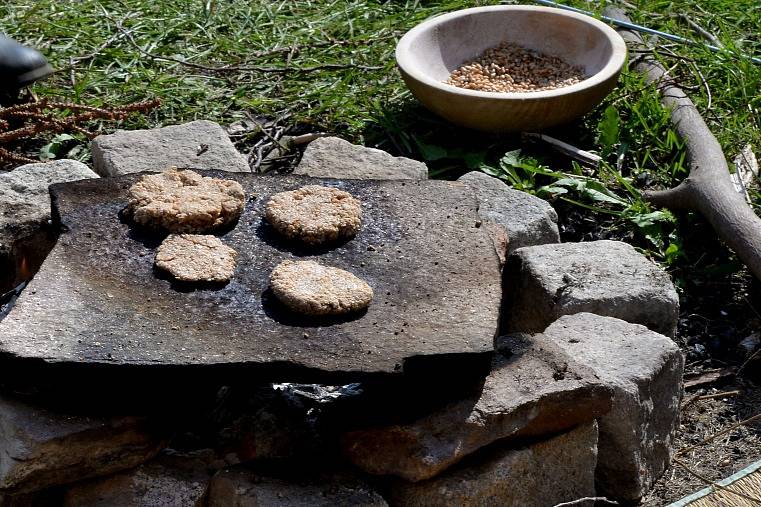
left=0, top=36, right=54, bottom=89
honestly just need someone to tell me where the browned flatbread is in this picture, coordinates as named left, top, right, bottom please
left=265, top=185, right=361, bottom=245
left=127, top=167, right=245, bottom=233
left=270, top=260, right=372, bottom=316
left=155, top=234, right=237, bottom=283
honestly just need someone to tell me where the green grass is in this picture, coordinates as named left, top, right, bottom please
left=1, top=0, right=484, bottom=133
left=1, top=0, right=759, bottom=279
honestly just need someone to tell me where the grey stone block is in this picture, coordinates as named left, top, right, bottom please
left=482, top=220, right=509, bottom=268
left=342, top=333, right=612, bottom=482
left=388, top=422, right=598, bottom=507
left=0, top=159, right=97, bottom=290
left=457, top=171, right=559, bottom=252
left=293, top=137, right=427, bottom=180
left=543, top=313, right=684, bottom=502
left=0, top=395, right=166, bottom=494
left=205, top=468, right=387, bottom=507
left=91, top=120, right=249, bottom=176
left=506, top=240, right=679, bottom=337
left=62, top=454, right=210, bottom=506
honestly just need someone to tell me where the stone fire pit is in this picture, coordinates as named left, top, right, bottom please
left=0, top=174, right=500, bottom=386
left=0, top=121, right=684, bottom=506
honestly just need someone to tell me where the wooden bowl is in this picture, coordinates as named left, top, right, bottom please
left=395, top=5, right=627, bottom=132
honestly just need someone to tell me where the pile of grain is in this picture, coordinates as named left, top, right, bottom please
left=445, top=42, right=587, bottom=93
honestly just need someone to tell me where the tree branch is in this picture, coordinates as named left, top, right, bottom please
left=605, top=7, right=761, bottom=281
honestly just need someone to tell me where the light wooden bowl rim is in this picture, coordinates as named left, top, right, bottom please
left=395, top=5, right=627, bottom=100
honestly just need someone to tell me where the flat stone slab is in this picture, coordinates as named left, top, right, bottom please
left=342, top=332, right=611, bottom=481
left=0, top=394, right=165, bottom=494
left=0, top=174, right=500, bottom=386
left=0, top=160, right=97, bottom=290
left=205, top=467, right=387, bottom=507
left=294, top=137, right=428, bottom=180
left=388, top=422, right=598, bottom=507
left=506, top=239, right=679, bottom=337
left=543, top=313, right=684, bottom=502
left=91, top=120, right=250, bottom=176
left=457, top=171, right=559, bottom=252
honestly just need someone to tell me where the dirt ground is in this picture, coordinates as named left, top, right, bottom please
left=642, top=380, right=761, bottom=505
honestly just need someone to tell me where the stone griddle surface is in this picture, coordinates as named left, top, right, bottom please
left=0, top=173, right=501, bottom=379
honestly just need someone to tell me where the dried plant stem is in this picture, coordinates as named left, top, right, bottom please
left=0, top=147, right=37, bottom=165
left=678, top=13, right=723, bottom=48
left=552, top=497, right=619, bottom=506
left=0, top=98, right=160, bottom=165
left=676, top=412, right=761, bottom=458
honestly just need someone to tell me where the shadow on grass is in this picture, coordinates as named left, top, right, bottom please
left=360, top=96, right=601, bottom=180
left=361, top=99, right=516, bottom=179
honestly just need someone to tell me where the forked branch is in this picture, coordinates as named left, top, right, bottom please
left=605, top=7, right=761, bottom=280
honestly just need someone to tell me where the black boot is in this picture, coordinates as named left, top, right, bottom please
left=0, top=35, right=53, bottom=91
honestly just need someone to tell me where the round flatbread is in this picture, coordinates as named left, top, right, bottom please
left=155, top=234, right=237, bottom=283
left=270, top=260, right=373, bottom=316
left=127, top=167, right=246, bottom=233
left=265, top=185, right=361, bottom=245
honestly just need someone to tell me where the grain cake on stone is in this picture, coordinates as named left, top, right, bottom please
left=270, top=260, right=373, bottom=316
left=126, top=168, right=245, bottom=233
left=155, top=234, right=237, bottom=283
left=265, top=185, right=361, bottom=245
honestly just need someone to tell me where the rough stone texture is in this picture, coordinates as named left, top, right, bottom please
left=91, top=120, right=249, bottom=176
left=62, top=454, right=210, bottom=506
left=205, top=468, right=388, bottom=507
left=0, top=174, right=500, bottom=387
left=457, top=171, right=559, bottom=252
left=0, top=395, right=166, bottom=494
left=388, top=422, right=598, bottom=507
left=294, top=137, right=427, bottom=180
left=342, top=333, right=612, bottom=482
left=543, top=313, right=684, bottom=502
left=203, top=385, right=327, bottom=464
left=506, top=240, right=679, bottom=337
left=481, top=220, right=509, bottom=268
left=0, top=160, right=97, bottom=290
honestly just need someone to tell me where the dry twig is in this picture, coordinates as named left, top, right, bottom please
left=682, top=390, right=743, bottom=410
left=552, top=497, right=619, bottom=506
left=523, top=132, right=601, bottom=168
left=678, top=14, right=724, bottom=48
left=676, top=412, right=761, bottom=458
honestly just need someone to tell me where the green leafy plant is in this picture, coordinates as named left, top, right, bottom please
left=40, top=134, right=76, bottom=162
